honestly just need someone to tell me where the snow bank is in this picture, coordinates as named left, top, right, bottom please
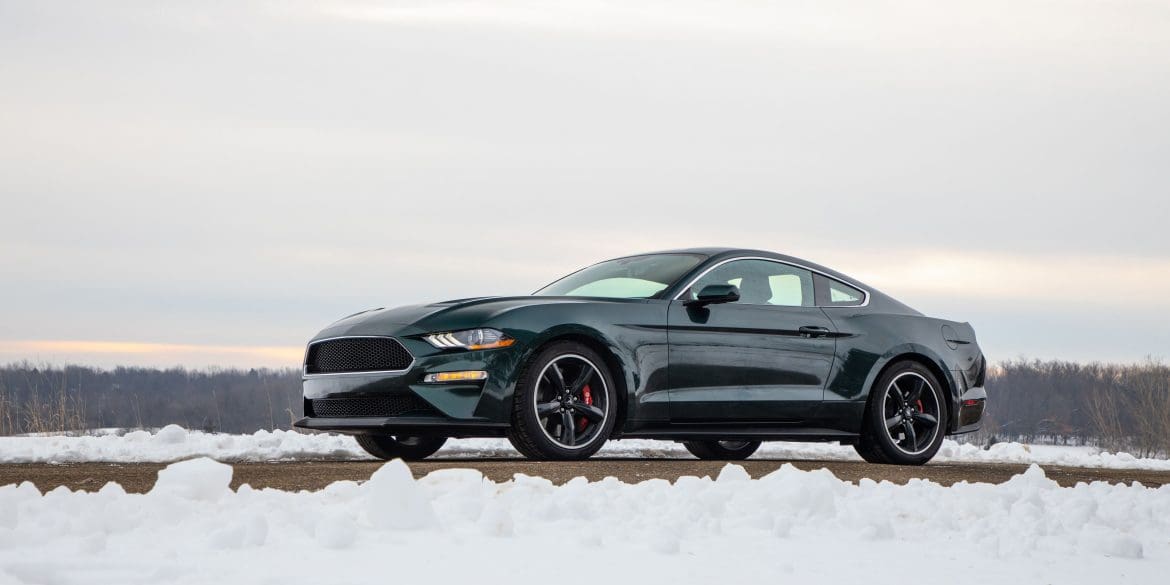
left=0, top=460, right=1167, bottom=584
left=0, top=425, right=364, bottom=463
left=3, top=425, right=1170, bottom=470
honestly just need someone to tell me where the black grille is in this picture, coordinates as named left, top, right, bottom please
left=305, top=337, right=413, bottom=374
left=308, top=395, right=440, bottom=418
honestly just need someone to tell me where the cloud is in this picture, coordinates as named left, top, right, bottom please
left=0, top=0, right=1167, bottom=366
left=819, top=249, right=1170, bottom=306
left=307, top=0, right=1170, bottom=50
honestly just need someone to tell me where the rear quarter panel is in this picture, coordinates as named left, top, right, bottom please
left=819, top=308, right=983, bottom=434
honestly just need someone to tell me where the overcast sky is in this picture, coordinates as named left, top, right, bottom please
left=1, top=0, right=1168, bottom=368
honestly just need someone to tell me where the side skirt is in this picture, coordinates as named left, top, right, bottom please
left=620, top=424, right=859, bottom=444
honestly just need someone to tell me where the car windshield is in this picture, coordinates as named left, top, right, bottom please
left=534, top=254, right=705, bottom=299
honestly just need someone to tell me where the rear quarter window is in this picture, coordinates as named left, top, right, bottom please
left=814, top=274, right=866, bottom=306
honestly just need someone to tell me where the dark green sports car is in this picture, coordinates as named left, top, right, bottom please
left=295, top=248, right=986, bottom=465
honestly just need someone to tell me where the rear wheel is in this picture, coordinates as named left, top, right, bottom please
left=683, top=440, right=761, bottom=460
left=355, top=434, right=447, bottom=461
left=854, top=361, right=947, bottom=465
left=507, top=341, right=617, bottom=460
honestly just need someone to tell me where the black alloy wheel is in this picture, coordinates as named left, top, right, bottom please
left=508, top=341, right=617, bottom=460
left=683, top=439, right=762, bottom=460
left=855, top=361, right=947, bottom=465
left=354, top=434, right=447, bottom=461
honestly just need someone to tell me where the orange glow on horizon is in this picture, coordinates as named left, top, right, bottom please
left=0, top=340, right=304, bottom=368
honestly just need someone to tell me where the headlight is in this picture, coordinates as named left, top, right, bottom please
left=423, top=328, right=515, bottom=350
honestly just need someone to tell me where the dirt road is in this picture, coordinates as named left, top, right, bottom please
left=3, top=458, right=1168, bottom=493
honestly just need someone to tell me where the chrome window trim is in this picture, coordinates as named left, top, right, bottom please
left=670, top=256, right=871, bottom=308
left=302, top=335, right=416, bottom=378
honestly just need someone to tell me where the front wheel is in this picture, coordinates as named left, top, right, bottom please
left=355, top=434, right=447, bottom=461
left=507, top=341, right=618, bottom=460
left=683, top=440, right=761, bottom=460
left=854, top=361, right=947, bottom=465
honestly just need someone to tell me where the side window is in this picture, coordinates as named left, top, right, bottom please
left=686, top=260, right=814, bottom=307
left=814, top=274, right=866, bottom=306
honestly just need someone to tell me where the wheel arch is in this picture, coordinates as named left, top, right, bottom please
left=862, top=347, right=958, bottom=433
left=515, top=327, right=633, bottom=438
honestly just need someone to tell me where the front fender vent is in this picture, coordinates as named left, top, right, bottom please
left=305, top=337, right=413, bottom=374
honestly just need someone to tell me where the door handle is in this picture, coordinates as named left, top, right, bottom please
left=798, top=326, right=832, bottom=338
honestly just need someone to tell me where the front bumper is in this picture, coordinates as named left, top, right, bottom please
left=293, top=415, right=508, bottom=437
left=297, top=335, right=525, bottom=434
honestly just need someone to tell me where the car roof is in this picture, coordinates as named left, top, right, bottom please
left=634, top=247, right=857, bottom=285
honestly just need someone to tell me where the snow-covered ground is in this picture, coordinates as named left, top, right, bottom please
left=2, top=425, right=1169, bottom=470
left=3, top=428, right=1170, bottom=583
left=1, top=457, right=1166, bottom=584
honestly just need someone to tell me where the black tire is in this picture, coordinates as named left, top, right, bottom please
left=507, top=341, right=618, bottom=460
left=854, top=361, right=948, bottom=465
left=355, top=434, right=447, bottom=461
left=683, top=440, right=761, bottom=460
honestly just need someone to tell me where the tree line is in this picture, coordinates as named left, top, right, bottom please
left=0, top=363, right=301, bottom=435
left=0, top=359, right=1167, bottom=457
left=978, top=359, right=1169, bottom=457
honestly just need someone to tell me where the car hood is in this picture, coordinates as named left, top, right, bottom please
left=311, top=296, right=626, bottom=340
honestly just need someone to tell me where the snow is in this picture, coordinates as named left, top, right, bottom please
left=2, top=424, right=1170, bottom=470
left=0, top=459, right=1167, bottom=584
left=365, top=459, right=437, bottom=530
left=150, top=456, right=234, bottom=502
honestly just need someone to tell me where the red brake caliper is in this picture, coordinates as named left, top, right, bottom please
left=577, top=384, right=593, bottom=431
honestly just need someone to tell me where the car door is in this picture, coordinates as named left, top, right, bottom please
left=667, top=258, right=837, bottom=422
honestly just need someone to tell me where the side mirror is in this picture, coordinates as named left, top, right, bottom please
left=685, top=284, right=740, bottom=307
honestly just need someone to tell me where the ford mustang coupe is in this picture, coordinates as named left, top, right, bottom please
left=295, top=248, right=986, bottom=465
